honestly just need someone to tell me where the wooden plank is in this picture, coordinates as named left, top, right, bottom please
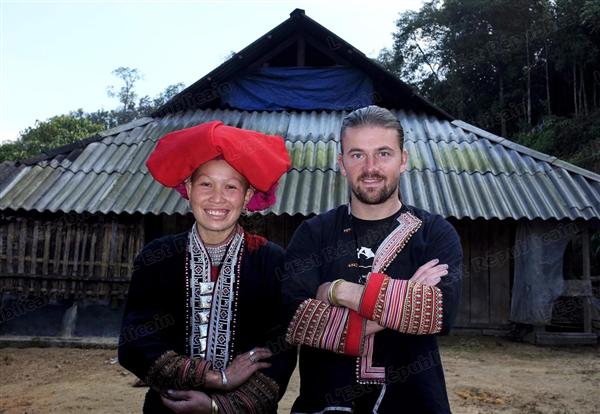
left=455, top=221, right=471, bottom=327
left=489, top=220, right=511, bottom=325
left=61, top=222, right=73, bottom=295
left=0, top=223, right=5, bottom=273
left=51, top=222, right=63, bottom=293
left=469, top=220, right=490, bottom=324
left=62, top=222, right=73, bottom=275
left=113, top=224, right=124, bottom=280
left=6, top=221, right=14, bottom=274
left=562, top=280, right=593, bottom=297
left=582, top=228, right=592, bottom=333
left=72, top=224, right=82, bottom=274
left=78, top=224, right=89, bottom=276
left=99, top=222, right=112, bottom=281
left=30, top=221, right=39, bottom=275
left=297, top=37, right=306, bottom=66
left=28, top=220, right=39, bottom=293
left=248, top=35, right=299, bottom=70
left=303, top=32, right=353, bottom=66
left=41, top=223, right=51, bottom=294
left=126, top=226, right=136, bottom=278
left=534, top=332, right=597, bottom=346
left=88, top=224, right=98, bottom=278
left=17, top=219, right=27, bottom=274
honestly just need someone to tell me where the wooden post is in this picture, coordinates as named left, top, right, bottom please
left=297, top=37, right=306, bottom=66
left=582, top=227, right=592, bottom=333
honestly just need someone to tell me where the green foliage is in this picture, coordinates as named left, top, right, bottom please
left=0, top=67, right=185, bottom=162
left=380, top=0, right=600, bottom=172
left=99, top=67, right=184, bottom=128
left=517, top=110, right=600, bottom=172
left=0, top=111, right=103, bottom=162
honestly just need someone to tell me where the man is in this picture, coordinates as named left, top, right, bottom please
left=283, top=106, right=462, bottom=413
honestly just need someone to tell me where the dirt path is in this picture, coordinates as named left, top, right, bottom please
left=0, top=337, right=598, bottom=413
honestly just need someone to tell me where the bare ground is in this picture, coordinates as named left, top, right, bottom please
left=0, top=336, right=598, bottom=414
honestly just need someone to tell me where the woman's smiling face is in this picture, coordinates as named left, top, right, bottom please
left=185, top=159, right=254, bottom=244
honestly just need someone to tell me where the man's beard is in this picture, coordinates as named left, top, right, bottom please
left=351, top=174, right=398, bottom=205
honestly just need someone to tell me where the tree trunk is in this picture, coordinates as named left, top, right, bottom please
left=545, top=43, right=551, bottom=115
left=499, top=72, right=507, bottom=137
left=594, top=76, right=597, bottom=110
left=526, top=31, right=532, bottom=126
left=580, top=65, right=588, bottom=116
left=573, top=61, right=578, bottom=116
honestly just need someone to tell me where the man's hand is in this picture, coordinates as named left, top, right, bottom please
left=160, top=390, right=211, bottom=414
left=316, top=282, right=331, bottom=303
left=334, top=281, right=364, bottom=312
left=410, top=259, right=448, bottom=286
left=365, top=320, right=384, bottom=336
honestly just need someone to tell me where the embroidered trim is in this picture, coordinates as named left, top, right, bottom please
left=372, top=276, right=391, bottom=322
left=372, top=212, right=422, bottom=273
left=286, top=299, right=358, bottom=355
left=206, top=228, right=244, bottom=370
left=188, top=224, right=243, bottom=371
left=358, top=335, right=385, bottom=383
left=358, top=273, right=386, bottom=319
left=344, top=310, right=364, bottom=356
left=212, top=372, right=279, bottom=414
left=189, top=224, right=213, bottom=359
left=357, top=211, right=423, bottom=384
left=145, top=350, right=211, bottom=392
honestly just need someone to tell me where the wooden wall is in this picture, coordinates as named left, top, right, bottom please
left=0, top=210, right=516, bottom=330
left=0, top=212, right=144, bottom=299
left=451, top=218, right=513, bottom=330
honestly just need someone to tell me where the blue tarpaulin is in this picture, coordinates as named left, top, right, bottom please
left=223, top=67, right=374, bottom=111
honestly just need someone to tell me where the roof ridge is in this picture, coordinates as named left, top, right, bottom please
left=24, top=164, right=150, bottom=177
left=451, top=120, right=600, bottom=183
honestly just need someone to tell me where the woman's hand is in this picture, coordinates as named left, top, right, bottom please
left=220, top=348, right=272, bottom=391
left=160, top=390, right=211, bottom=414
left=410, top=259, right=448, bottom=286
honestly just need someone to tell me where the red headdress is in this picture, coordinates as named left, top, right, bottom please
left=146, top=121, right=291, bottom=211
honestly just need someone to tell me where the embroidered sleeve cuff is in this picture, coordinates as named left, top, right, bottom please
left=212, top=371, right=279, bottom=414
left=367, top=277, right=444, bottom=335
left=344, top=310, right=364, bottom=356
left=358, top=272, right=387, bottom=319
left=145, top=350, right=212, bottom=392
left=286, top=299, right=365, bottom=356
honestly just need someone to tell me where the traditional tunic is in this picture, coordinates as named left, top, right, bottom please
left=283, top=204, right=462, bottom=413
left=119, top=227, right=296, bottom=413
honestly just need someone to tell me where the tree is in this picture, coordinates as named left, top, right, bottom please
left=0, top=67, right=186, bottom=162
left=100, top=66, right=184, bottom=127
left=0, top=110, right=104, bottom=162
left=107, top=67, right=141, bottom=113
left=379, top=0, right=600, bottom=173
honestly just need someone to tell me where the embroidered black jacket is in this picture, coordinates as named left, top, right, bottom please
left=282, top=204, right=462, bottom=414
left=119, top=231, right=296, bottom=413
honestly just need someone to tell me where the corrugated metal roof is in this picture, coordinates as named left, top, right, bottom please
left=1, top=109, right=599, bottom=220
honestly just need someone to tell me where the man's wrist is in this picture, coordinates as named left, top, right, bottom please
left=336, top=281, right=362, bottom=311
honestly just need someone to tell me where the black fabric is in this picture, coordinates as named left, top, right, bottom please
left=119, top=231, right=296, bottom=414
left=282, top=204, right=462, bottom=414
left=350, top=206, right=404, bottom=284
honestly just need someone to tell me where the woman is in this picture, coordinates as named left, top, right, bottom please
left=119, top=121, right=295, bottom=413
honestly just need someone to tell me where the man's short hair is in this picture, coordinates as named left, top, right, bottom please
left=340, top=105, right=404, bottom=152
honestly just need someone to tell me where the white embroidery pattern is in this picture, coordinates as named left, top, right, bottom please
left=188, top=224, right=243, bottom=371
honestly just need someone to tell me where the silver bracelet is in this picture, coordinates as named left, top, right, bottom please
left=220, top=369, right=228, bottom=388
